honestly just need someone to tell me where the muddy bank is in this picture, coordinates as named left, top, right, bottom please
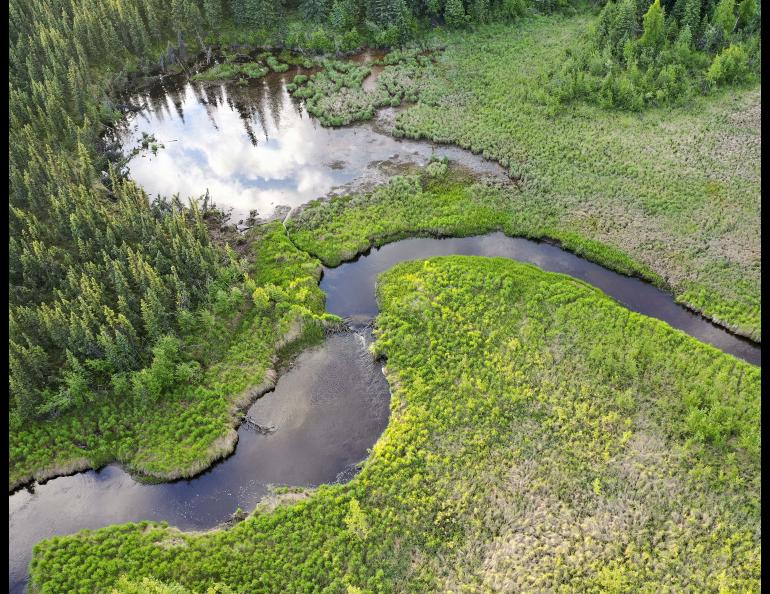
left=109, top=62, right=507, bottom=226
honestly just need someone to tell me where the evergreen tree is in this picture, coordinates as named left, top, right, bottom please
left=473, top=0, right=490, bottom=22
left=681, top=0, right=701, bottom=37
left=203, top=0, right=226, bottom=29
left=426, top=0, right=443, bottom=16
left=640, top=0, right=666, bottom=50
left=712, top=0, right=736, bottom=39
left=736, top=0, right=757, bottom=30
left=445, top=0, right=467, bottom=27
left=301, top=0, right=332, bottom=21
left=330, top=0, right=358, bottom=30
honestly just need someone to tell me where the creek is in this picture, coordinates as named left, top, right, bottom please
left=9, top=56, right=760, bottom=594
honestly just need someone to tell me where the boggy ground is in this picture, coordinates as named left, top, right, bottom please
left=30, top=256, right=759, bottom=593
left=208, top=12, right=761, bottom=339
left=10, top=153, right=757, bottom=495
left=14, top=13, right=760, bottom=588
left=19, top=10, right=758, bottom=491
left=392, top=14, right=761, bottom=340
left=287, top=164, right=662, bottom=283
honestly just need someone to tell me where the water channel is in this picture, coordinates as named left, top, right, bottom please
left=9, top=55, right=760, bottom=593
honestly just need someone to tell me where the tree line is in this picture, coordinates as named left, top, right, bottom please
left=10, top=0, right=757, bottom=421
left=7, top=0, right=586, bottom=423
left=547, top=0, right=761, bottom=107
left=9, top=0, right=231, bottom=421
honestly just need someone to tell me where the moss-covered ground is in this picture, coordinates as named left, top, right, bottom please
left=30, top=256, right=759, bottom=592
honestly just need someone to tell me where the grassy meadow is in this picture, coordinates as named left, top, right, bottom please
left=393, top=14, right=761, bottom=339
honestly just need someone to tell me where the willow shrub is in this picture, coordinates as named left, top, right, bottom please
left=31, top=256, right=759, bottom=592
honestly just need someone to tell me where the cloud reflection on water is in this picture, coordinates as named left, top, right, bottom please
left=120, top=77, right=357, bottom=221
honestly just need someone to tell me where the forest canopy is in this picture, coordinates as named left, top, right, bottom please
left=8, top=0, right=596, bottom=428
left=8, top=0, right=760, bottom=480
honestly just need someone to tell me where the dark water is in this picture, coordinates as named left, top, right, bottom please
left=320, top=233, right=760, bottom=366
left=9, top=234, right=760, bottom=593
left=115, top=65, right=506, bottom=224
left=11, top=59, right=760, bottom=592
left=9, top=330, right=390, bottom=593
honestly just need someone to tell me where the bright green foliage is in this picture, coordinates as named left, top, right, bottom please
left=9, top=1, right=759, bottom=504
left=393, top=15, right=760, bottom=338
left=344, top=498, right=370, bottom=540
left=191, top=61, right=270, bottom=81
left=30, top=257, right=760, bottom=592
left=9, top=222, right=333, bottom=490
left=712, top=0, right=737, bottom=39
left=736, top=0, right=758, bottom=30
left=639, top=0, right=665, bottom=50
left=112, top=575, right=234, bottom=593
left=706, top=43, right=750, bottom=85
left=288, top=168, right=660, bottom=284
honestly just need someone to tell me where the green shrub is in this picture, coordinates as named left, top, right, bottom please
left=707, top=44, right=750, bottom=86
left=445, top=0, right=469, bottom=28
left=308, top=27, right=334, bottom=53
left=266, top=56, right=290, bottom=73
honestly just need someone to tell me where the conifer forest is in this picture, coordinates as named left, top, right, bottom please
left=8, top=0, right=760, bottom=591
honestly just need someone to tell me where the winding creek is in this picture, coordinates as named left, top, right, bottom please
left=9, top=55, right=761, bottom=593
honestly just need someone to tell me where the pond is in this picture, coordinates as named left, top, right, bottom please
left=113, top=61, right=506, bottom=225
left=9, top=57, right=760, bottom=593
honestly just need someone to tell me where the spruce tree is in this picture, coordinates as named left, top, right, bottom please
left=203, top=0, right=225, bottom=29
left=640, top=0, right=665, bottom=50
left=445, top=0, right=467, bottom=27
left=712, top=0, right=736, bottom=40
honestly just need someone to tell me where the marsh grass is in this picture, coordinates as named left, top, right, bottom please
left=287, top=166, right=663, bottom=285
left=393, top=14, right=760, bottom=339
left=30, top=257, right=759, bottom=593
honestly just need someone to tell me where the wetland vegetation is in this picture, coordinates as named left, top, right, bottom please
left=30, top=257, right=760, bottom=592
left=9, top=0, right=760, bottom=591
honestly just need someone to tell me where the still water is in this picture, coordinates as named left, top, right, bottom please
left=10, top=233, right=760, bottom=592
left=320, top=233, right=760, bottom=365
left=10, top=60, right=760, bottom=593
left=115, top=67, right=506, bottom=224
left=9, top=329, right=390, bottom=593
